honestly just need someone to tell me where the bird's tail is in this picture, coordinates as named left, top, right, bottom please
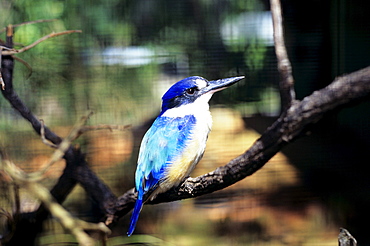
left=127, top=195, right=144, bottom=236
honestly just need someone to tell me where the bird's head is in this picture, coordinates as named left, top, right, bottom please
left=161, top=76, right=244, bottom=114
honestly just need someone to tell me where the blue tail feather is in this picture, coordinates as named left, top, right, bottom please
left=127, top=197, right=144, bottom=236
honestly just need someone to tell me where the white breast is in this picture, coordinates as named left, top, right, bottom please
left=150, top=96, right=213, bottom=199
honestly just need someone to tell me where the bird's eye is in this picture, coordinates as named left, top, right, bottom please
left=186, top=88, right=196, bottom=95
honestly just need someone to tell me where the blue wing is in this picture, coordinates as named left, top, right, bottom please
left=128, top=114, right=196, bottom=236
left=136, top=114, right=196, bottom=194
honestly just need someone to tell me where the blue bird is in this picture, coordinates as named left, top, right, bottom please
left=127, top=75, right=244, bottom=236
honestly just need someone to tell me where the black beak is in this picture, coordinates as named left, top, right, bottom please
left=202, top=76, right=244, bottom=94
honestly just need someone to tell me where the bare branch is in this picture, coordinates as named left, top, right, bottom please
left=30, top=112, right=93, bottom=180
left=0, top=19, right=58, bottom=34
left=1, top=30, right=82, bottom=56
left=112, top=66, right=370, bottom=220
left=76, top=124, right=132, bottom=140
left=12, top=55, right=33, bottom=78
left=0, top=74, right=4, bottom=90
left=40, top=120, right=58, bottom=148
left=79, top=124, right=131, bottom=134
left=270, top=0, right=296, bottom=110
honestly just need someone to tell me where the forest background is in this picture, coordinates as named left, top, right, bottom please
left=1, top=0, right=370, bottom=245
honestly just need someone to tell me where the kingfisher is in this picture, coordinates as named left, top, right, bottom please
left=127, top=75, right=244, bottom=236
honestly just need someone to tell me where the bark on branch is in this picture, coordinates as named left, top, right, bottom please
left=109, top=0, right=370, bottom=222
left=270, top=0, right=296, bottom=110
left=111, top=66, right=370, bottom=221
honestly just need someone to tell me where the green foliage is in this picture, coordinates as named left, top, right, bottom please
left=244, top=38, right=267, bottom=71
left=1, top=0, right=277, bottom=128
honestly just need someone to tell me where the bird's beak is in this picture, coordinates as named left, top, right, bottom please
left=202, top=76, right=244, bottom=95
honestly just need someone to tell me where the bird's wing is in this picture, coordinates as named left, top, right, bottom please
left=135, top=115, right=195, bottom=196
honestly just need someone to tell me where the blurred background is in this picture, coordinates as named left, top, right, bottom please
left=0, top=0, right=369, bottom=245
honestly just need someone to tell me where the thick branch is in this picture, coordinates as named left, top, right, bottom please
left=1, top=55, right=62, bottom=145
left=112, top=66, right=370, bottom=221
left=111, top=0, right=369, bottom=223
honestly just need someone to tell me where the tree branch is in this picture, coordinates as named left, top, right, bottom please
left=1, top=25, right=117, bottom=213
left=270, top=0, right=296, bottom=110
left=0, top=19, right=58, bottom=34
left=1, top=30, right=82, bottom=56
left=1, top=158, right=111, bottom=246
left=29, top=111, right=94, bottom=181
left=112, top=66, right=370, bottom=222
left=109, top=0, right=370, bottom=224
left=1, top=24, right=117, bottom=245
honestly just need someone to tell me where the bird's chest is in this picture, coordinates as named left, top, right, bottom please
left=190, top=111, right=212, bottom=148
left=157, top=111, right=212, bottom=192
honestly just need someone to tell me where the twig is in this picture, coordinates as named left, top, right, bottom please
left=0, top=72, right=4, bottom=90
left=270, top=0, right=296, bottom=110
left=40, top=119, right=58, bottom=148
left=1, top=30, right=82, bottom=56
left=78, top=124, right=131, bottom=134
left=30, top=111, right=94, bottom=180
left=12, top=55, right=33, bottom=78
left=0, top=19, right=58, bottom=34
left=1, top=159, right=111, bottom=246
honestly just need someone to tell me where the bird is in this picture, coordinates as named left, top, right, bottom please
left=127, top=75, right=244, bottom=236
